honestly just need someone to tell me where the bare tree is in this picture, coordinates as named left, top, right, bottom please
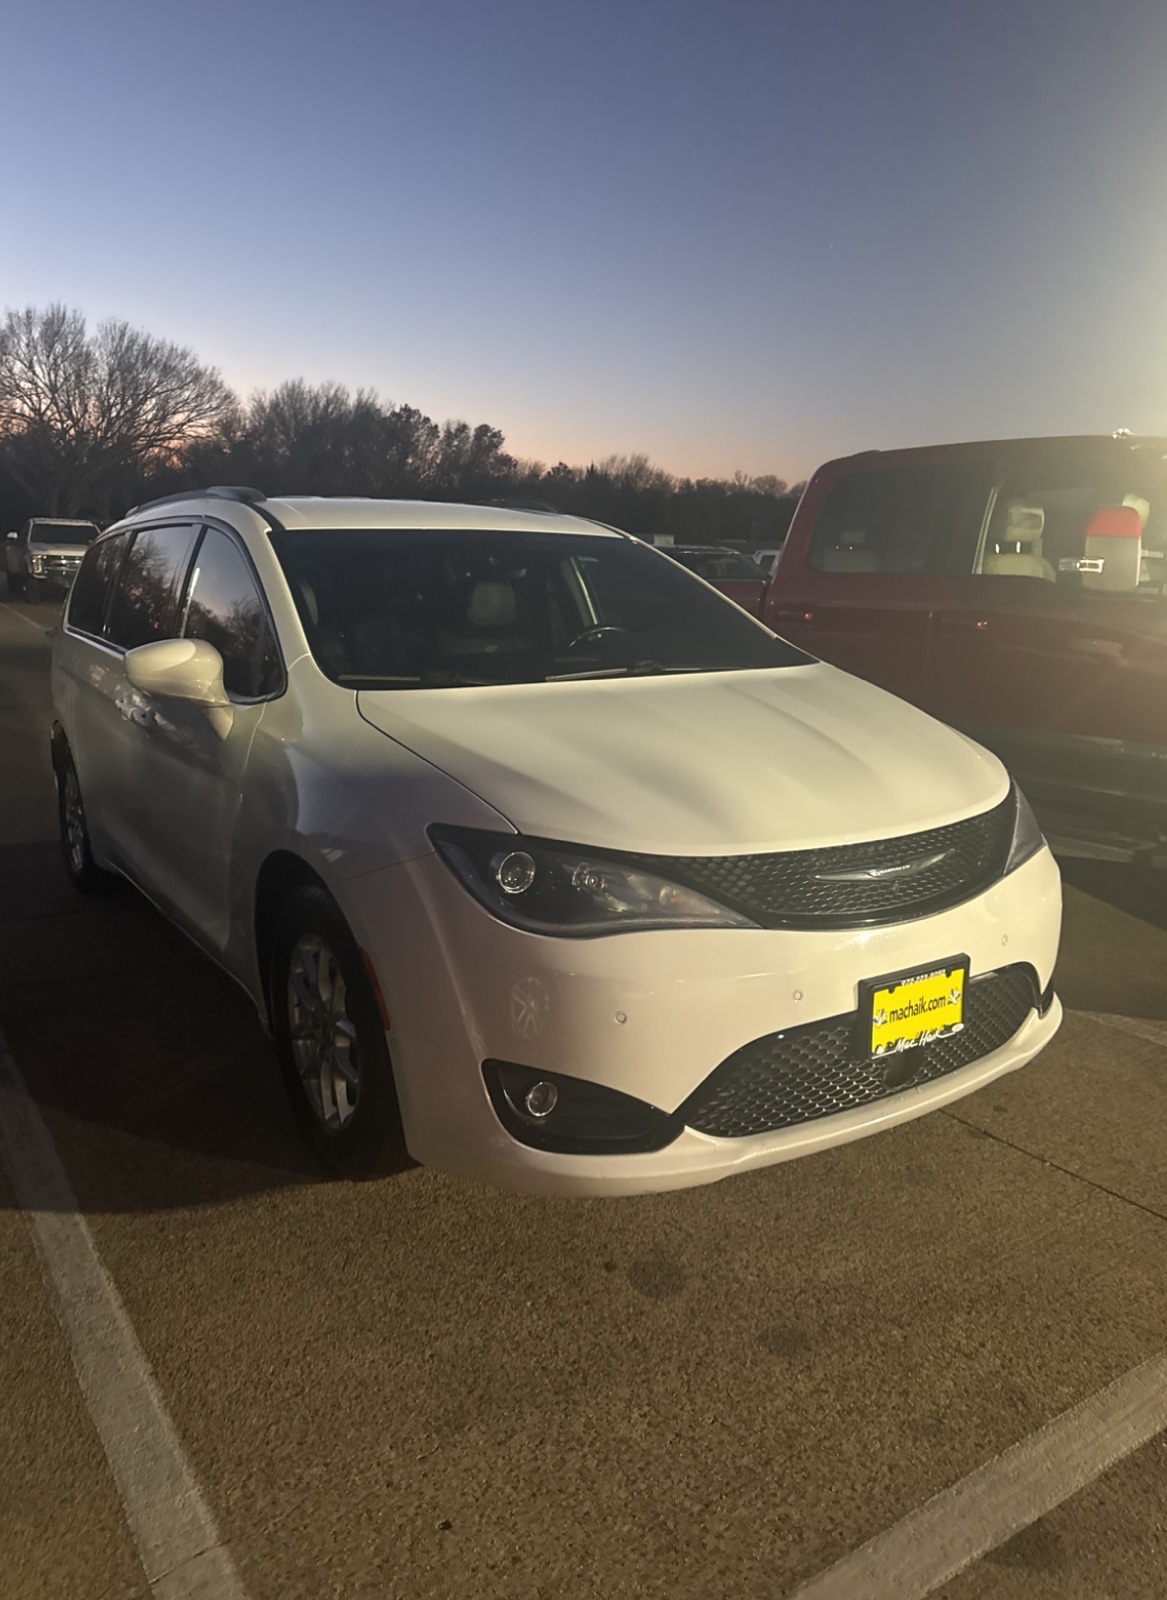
left=590, top=453, right=677, bottom=494
left=0, top=304, right=234, bottom=515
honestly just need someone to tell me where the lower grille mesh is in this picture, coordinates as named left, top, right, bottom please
left=680, top=964, right=1040, bottom=1139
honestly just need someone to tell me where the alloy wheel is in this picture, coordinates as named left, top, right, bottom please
left=63, top=766, right=87, bottom=878
left=286, top=934, right=361, bottom=1130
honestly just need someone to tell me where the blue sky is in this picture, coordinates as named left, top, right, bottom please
left=4, top=0, right=1167, bottom=479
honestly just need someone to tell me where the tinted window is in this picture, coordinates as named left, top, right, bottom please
left=68, top=534, right=128, bottom=636
left=182, top=528, right=281, bottom=697
left=106, top=524, right=199, bottom=650
left=809, top=463, right=993, bottom=577
left=271, top=527, right=810, bottom=688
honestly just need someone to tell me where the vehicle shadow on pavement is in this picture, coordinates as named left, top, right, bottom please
left=3, top=832, right=1166, bottom=1215
left=0, top=841, right=328, bottom=1213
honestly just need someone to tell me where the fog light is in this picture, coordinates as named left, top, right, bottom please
left=524, top=1080, right=558, bottom=1118
left=494, top=850, right=537, bottom=895
left=484, top=1060, right=681, bottom=1153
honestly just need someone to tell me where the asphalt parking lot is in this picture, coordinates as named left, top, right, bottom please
left=3, top=594, right=1167, bottom=1600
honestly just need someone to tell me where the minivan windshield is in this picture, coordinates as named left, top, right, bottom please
left=273, top=528, right=811, bottom=688
left=30, top=521, right=100, bottom=545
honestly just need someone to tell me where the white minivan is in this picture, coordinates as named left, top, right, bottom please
left=50, top=488, right=1062, bottom=1195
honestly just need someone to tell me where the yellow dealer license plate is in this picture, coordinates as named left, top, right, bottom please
left=860, top=956, right=968, bottom=1059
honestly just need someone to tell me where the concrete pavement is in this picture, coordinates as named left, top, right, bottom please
left=2, top=593, right=1167, bottom=1599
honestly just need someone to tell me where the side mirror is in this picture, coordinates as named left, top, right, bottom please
left=5, top=532, right=16, bottom=541
left=124, top=638, right=234, bottom=739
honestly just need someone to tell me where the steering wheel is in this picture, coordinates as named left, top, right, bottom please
left=565, top=624, right=631, bottom=652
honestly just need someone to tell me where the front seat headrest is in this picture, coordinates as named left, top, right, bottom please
left=1004, top=504, right=1045, bottom=544
left=467, top=581, right=517, bottom=628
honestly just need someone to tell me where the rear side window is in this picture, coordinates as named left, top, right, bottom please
left=67, top=534, right=128, bottom=636
left=809, top=462, right=993, bottom=577
left=976, top=454, right=1167, bottom=597
left=106, top=524, right=199, bottom=650
left=181, top=528, right=281, bottom=698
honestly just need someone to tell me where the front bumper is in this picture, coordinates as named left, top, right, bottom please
left=29, top=558, right=82, bottom=590
left=338, top=844, right=1062, bottom=1196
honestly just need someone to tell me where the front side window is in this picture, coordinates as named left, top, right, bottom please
left=181, top=528, right=281, bottom=698
left=68, top=534, right=128, bottom=637
left=105, top=524, right=199, bottom=650
left=809, top=462, right=994, bottom=577
left=271, top=528, right=811, bottom=689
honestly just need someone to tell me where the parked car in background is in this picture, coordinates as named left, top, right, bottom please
left=765, top=433, right=1167, bottom=860
left=6, top=518, right=101, bottom=600
left=666, top=545, right=769, bottom=616
left=50, top=488, right=1059, bottom=1195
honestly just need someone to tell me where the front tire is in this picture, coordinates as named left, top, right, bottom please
left=55, top=748, right=118, bottom=894
left=271, top=886, right=408, bottom=1177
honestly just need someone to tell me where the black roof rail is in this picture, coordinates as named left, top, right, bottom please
left=125, top=485, right=267, bottom=516
left=482, top=496, right=561, bottom=515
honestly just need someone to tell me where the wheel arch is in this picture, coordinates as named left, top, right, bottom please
left=254, top=851, right=331, bottom=1025
left=50, top=722, right=70, bottom=776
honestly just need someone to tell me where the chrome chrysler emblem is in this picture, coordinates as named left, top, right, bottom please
left=814, top=849, right=950, bottom=884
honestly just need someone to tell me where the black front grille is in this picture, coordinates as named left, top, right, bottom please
left=639, top=794, right=1015, bottom=929
left=680, top=963, right=1040, bottom=1139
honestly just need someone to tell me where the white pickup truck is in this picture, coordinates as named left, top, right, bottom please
left=5, top=518, right=101, bottom=601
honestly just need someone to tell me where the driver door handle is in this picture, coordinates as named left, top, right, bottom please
left=115, top=696, right=153, bottom=728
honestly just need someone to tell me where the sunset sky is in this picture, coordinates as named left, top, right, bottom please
left=5, top=0, right=1167, bottom=481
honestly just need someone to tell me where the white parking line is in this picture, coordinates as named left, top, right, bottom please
left=786, top=1348, right=1167, bottom=1600
left=0, top=1029, right=249, bottom=1599
left=0, top=599, right=54, bottom=635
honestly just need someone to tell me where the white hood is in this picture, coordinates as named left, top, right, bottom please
left=357, top=662, right=1009, bottom=856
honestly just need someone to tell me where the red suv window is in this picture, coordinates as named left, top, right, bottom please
left=808, top=461, right=993, bottom=578
left=975, top=455, right=1167, bottom=598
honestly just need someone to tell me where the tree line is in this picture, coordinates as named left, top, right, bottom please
left=0, top=305, right=802, bottom=544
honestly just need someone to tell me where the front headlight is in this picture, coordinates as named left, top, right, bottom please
left=429, top=825, right=757, bottom=935
left=1003, top=783, right=1045, bottom=875
left=29, top=554, right=45, bottom=575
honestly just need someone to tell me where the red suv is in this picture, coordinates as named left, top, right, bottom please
left=764, top=434, right=1167, bottom=860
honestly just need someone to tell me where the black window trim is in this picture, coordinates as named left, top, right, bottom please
left=971, top=467, right=1006, bottom=574
left=101, top=519, right=204, bottom=655
left=177, top=516, right=287, bottom=704
left=64, top=515, right=286, bottom=702
left=63, top=527, right=134, bottom=650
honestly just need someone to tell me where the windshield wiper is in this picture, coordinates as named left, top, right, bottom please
left=546, top=660, right=715, bottom=682
left=342, top=669, right=542, bottom=689
left=339, top=674, right=422, bottom=686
